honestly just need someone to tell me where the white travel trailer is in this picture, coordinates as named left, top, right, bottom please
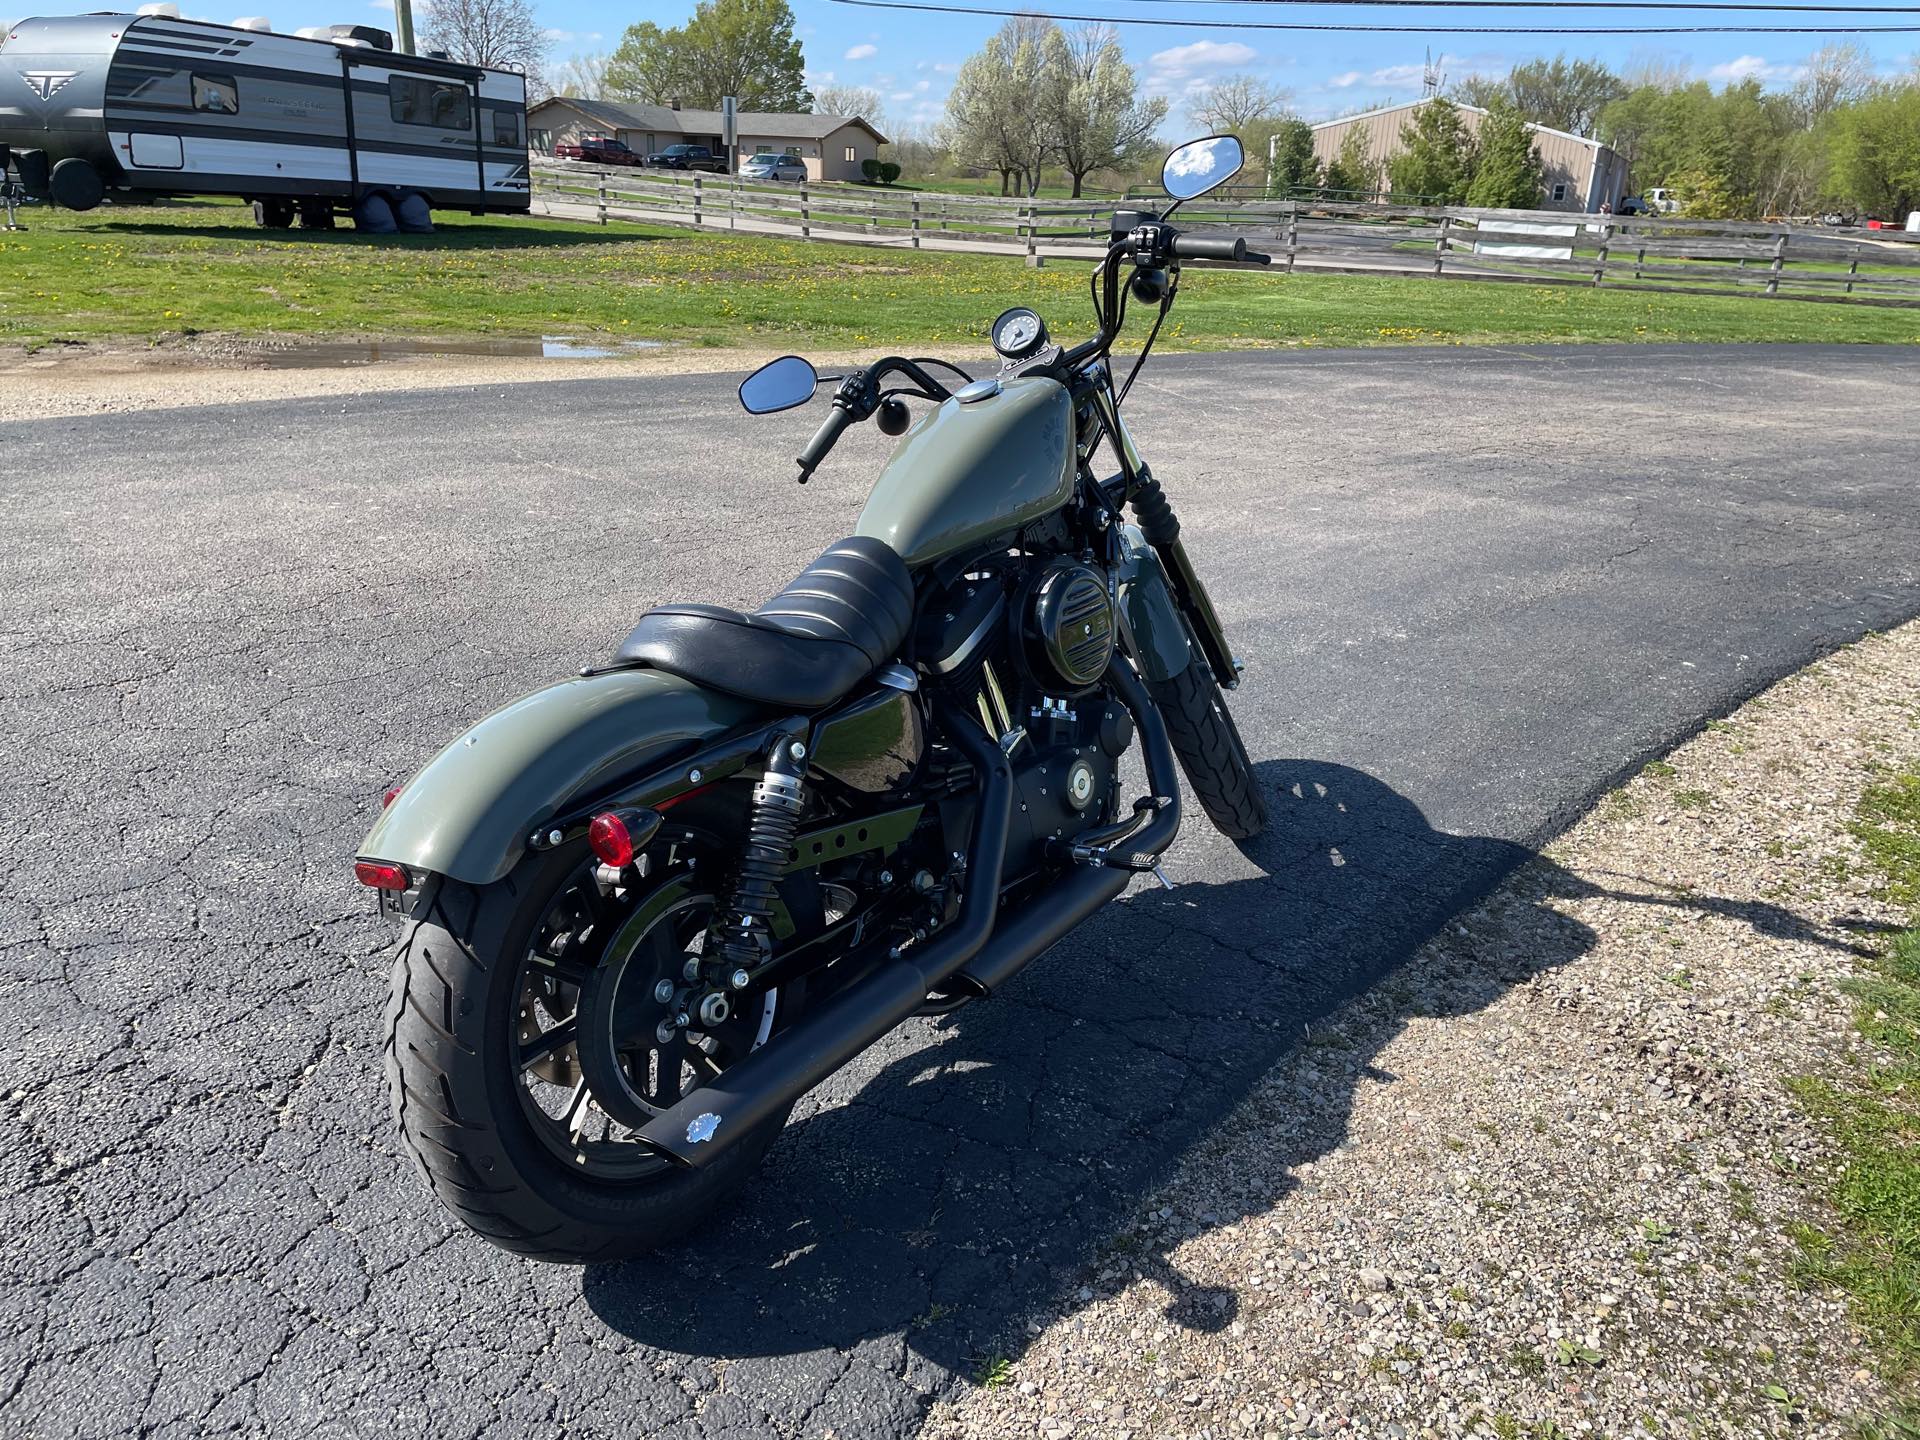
left=0, top=11, right=529, bottom=230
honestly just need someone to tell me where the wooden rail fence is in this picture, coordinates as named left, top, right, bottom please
left=531, top=162, right=1920, bottom=310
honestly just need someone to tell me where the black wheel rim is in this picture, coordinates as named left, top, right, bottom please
left=510, top=863, right=777, bottom=1182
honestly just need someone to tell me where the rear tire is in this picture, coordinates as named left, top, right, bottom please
left=383, top=845, right=792, bottom=1263
left=1147, top=661, right=1268, bottom=841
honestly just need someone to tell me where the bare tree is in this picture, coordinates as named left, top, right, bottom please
left=1790, top=42, right=1876, bottom=125
left=1189, top=74, right=1291, bottom=134
left=811, top=82, right=886, bottom=124
left=557, top=52, right=609, bottom=99
left=1620, top=48, right=1691, bottom=92
left=420, top=0, right=549, bottom=90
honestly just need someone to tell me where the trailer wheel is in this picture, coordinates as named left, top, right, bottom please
left=392, top=189, right=434, bottom=234
left=252, top=198, right=296, bottom=229
left=352, top=192, right=397, bottom=235
left=297, top=200, right=336, bottom=231
left=49, top=158, right=104, bottom=212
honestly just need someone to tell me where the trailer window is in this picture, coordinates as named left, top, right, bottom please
left=492, top=109, right=520, bottom=147
left=193, top=74, right=238, bottom=114
left=108, top=64, right=192, bottom=108
left=389, top=75, right=471, bottom=131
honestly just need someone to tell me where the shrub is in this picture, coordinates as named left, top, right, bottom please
left=862, top=158, right=884, bottom=182
left=879, top=161, right=901, bottom=184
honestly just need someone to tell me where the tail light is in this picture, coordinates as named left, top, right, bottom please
left=587, top=812, right=634, bottom=868
left=354, top=860, right=411, bottom=891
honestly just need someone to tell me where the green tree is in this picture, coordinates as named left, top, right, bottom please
left=1507, top=55, right=1625, bottom=137
left=1042, top=23, right=1165, bottom=198
left=1831, top=84, right=1920, bottom=218
left=941, top=16, right=1052, bottom=194
left=605, top=0, right=809, bottom=111
left=1465, top=100, right=1546, bottom=207
left=1266, top=116, right=1319, bottom=196
left=1387, top=97, right=1475, bottom=202
left=1321, top=127, right=1378, bottom=199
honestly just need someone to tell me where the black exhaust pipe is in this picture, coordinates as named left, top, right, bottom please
left=635, top=660, right=1183, bottom=1169
left=635, top=712, right=1013, bottom=1166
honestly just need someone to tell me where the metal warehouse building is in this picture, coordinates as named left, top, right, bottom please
left=1311, top=97, right=1628, bottom=213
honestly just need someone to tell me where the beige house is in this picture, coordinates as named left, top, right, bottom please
left=1310, top=97, right=1628, bottom=212
left=526, top=97, right=887, bottom=182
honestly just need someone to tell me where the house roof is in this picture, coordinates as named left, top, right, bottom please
left=1311, top=95, right=1610, bottom=154
left=528, top=96, right=888, bottom=146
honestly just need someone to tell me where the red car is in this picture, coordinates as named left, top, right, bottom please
left=553, top=135, right=643, bottom=166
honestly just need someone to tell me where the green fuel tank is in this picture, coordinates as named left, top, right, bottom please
left=854, top=375, right=1075, bottom=567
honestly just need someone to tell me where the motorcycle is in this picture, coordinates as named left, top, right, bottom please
left=356, top=135, right=1271, bottom=1261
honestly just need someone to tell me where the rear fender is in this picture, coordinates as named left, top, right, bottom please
left=1115, top=523, right=1195, bottom=683
left=359, top=669, right=761, bottom=886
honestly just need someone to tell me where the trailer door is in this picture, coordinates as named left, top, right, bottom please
left=348, top=59, right=485, bottom=204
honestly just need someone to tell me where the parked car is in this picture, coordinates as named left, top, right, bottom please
left=553, top=135, right=642, bottom=166
left=739, top=153, right=807, bottom=183
left=647, top=144, right=726, bottom=173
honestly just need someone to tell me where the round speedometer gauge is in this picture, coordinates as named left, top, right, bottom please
left=991, top=307, right=1047, bottom=358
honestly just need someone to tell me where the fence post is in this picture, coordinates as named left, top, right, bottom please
left=692, top=173, right=703, bottom=228
left=596, top=169, right=607, bottom=226
left=800, top=182, right=810, bottom=240
left=1285, top=202, right=1298, bottom=273
left=1635, top=241, right=1645, bottom=281
left=869, top=195, right=878, bottom=235
left=1593, top=220, right=1611, bottom=288
left=911, top=196, right=921, bottom=249
left=1846, top=247, right=1859, bottom=295
left=1766, top=229, right=1787, bottom=297
left=1433, top=213, right=1451, bottom=278
left=1024, top=203, right=1036, bottom=262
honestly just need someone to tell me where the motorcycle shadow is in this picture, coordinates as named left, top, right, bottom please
left=581, top=758, right=1595, bottom=1397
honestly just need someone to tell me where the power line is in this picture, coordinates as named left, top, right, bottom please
left=826, top=0, right=1920, bottom=26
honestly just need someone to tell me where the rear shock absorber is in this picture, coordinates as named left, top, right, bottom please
left=712, top=732, right=810, bottom=974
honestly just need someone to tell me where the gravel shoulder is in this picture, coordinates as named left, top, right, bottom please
left=0, top=340, right=992, bottom=423
left=930, top=622, right=1920, bottom=1440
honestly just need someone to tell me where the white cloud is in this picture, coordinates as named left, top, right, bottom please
left=542, top=28, right=600, bottom=42
left=844, top=42, right=877, bottom=61
left=889, top=90, right=913, bottom=101
left=1704, top=54, right=1804, bottom=83
left=1327, top=70, right=1362, bottom=88
left=1147, top=39, right=1258, bottom=85
left=914, top=79, right=930, bottom=92
left=806, top=67, right=836, bottom=84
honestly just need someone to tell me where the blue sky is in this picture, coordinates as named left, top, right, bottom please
left=19, top=0, right=1920, bottom=131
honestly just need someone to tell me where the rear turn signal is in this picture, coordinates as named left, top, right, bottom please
left=354, top=860, right=411, bottom=891
left=587, top=812, right=635, bottom=868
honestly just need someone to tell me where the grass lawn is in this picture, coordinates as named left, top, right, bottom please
left=1790, top=761, right=1920, bottom=1422
left=5, top=199, right=1920, bottom=353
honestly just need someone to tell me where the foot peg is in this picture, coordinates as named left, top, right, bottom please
left=1050, top=796, right=1175, bottom=873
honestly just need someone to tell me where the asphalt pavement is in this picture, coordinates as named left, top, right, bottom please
left=2, top=344, right=1917, bottom=1439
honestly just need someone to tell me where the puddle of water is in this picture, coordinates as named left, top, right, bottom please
left=249, top=336, right=668, bottom=368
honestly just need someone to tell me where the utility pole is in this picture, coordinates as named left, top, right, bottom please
left=391, top=0, right=415, bottom=53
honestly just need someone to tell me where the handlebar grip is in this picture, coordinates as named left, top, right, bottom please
left=1169, top=234, right=1248, bottom=263
left=796, top=404, right=854, bottom=477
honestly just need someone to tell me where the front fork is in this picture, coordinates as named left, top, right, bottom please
left=1083, top=371, right=1241, bottom=690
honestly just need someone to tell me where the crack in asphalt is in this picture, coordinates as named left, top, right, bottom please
left=0, top=346, right=1917, bottom=1439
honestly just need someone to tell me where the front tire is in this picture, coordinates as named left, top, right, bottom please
left=383, top=845, right=792, bottom=1263
left=1147, top=661, right=1268, bottom=841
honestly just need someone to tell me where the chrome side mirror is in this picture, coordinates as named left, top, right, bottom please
left=1162, top=135, right=1244, bottom=202
left=739, top=355, right=818, bottom=414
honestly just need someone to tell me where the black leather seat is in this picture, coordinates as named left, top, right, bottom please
left=613, top=536, right=914, bottom=710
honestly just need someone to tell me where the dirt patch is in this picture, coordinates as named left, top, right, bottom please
left=0, top=337, right=994, bottom=422
left=930, top=624, right=1920, bottom=1439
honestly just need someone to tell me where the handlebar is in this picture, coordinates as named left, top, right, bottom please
left=1168, top=233, right=1270, bottom=265
left=796, top=403, right=856, bottom=483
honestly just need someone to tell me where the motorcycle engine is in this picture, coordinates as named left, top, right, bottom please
left=920, top=554, right=1130, bottom=873
left=1020, top=559, right=1116, bottom=696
